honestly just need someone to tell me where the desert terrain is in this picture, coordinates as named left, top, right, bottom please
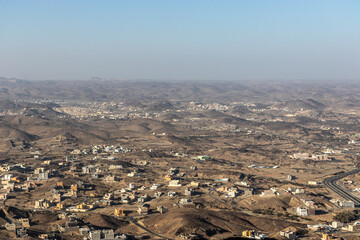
left=1, top=78, right=360, bottom=239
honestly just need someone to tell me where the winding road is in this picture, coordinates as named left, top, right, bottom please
left=129, top=217, right=173, bottom=240
left=323, top=169, right=360, bottom=206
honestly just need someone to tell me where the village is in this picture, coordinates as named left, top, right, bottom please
left=1, top=134, right=360, bottom=239
left=2, top=94, right=360, bottom=239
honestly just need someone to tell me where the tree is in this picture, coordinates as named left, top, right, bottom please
left=333, top=211, right=357, bottom=223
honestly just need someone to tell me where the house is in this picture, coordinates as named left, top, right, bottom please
left=243, top=188, right=254, bottom=196
left=127, top=171, right=138, bottom=177
left=0, top=193, right=8, bottom=200
left=10, top=176, right=21, bottom=183
left=168, top=180, right=182, bottom=187
left=312, top=154, right=329, bottom=161
left=21, top=182, right=36, bottom=192
left=104, top=175, right=117, bottom=182
left=53, top=192, right=62, bottom=202
left=38, top=234, right=52, bottom=239
left=55, top=203, right=64, bottom=210
left=121, top=195, right=130, bottom=203
left=5, top=223, right=16, bottom=231
left=260, top=189, right=277, bottom=197
left=342, top=223, right=360, bottom=232
left=168, top=191, right=176, bottom=197
left=295, top=188, right=305, bottom=194
left=137, top=206, right=149, bottom=215
left=288, top=187, right=296, bottom=192
left=227, top=188, right=239, bottom=198
left=332, top=221, right=343, bottom=228
left=305, top=200, right=315, bottom=208
left=68, top=189, right=78, bottom=197
left=35, top=199, right=50, bottom=209
left=1, top=180, right=10, bottom=185
left=157, top=206, right=167, bottom=214
left=242, top=230, right=268, bottom=239
left=70, top=184, right=78, bottom=192
left=102, top=199, right=113, bottom=206
left=279, top=230, right=296, bottom=239
left=164, top=175, right=173, bottom=181
left=71, top=149, right=81, bottom=155
left=242, top=230, right=254, bottom=237
left=184, top=188, right=194, bottom=196
left=339, top=201, right=355, bottom=208
left=154, top=192, right=163, bottom=198
left=104, top=193, right=114, bottom=200
left=179, top=198, right=192, bottom=204
left=216, top=186, right=229, bottom=193
left=150, top=183, right=161, bottom=190
left=321, top=234, right=341, bottom=240
left=38, top=171, right=49, bottom=180
left=137, top=194, right=151, bottom=203
left=287, top=175, right=295, bottom=181
left=16, top=228, right=28, bottom=238
left=34, top=168, right=45, bottom=175
left=297, top=207, right=308, bottom=216
left=238, top=181, right=249, bottom=186
left=114, top=208, right=126, bottom=217
left=308, top=181, right=321, bottom=186
left=190, top=166, right=198, bottom=171
left=82, top=165, right=97, bottom=174
left=128, top=183, right=136, bottom=190
left=197, top=155, right=211, bottom=161
left=79, top=227, right=90, bottom=236
left=88, top=230, right=129, bottom=240
left=308, top=207, right=316, bottom=215
left=190, top=181, right=200, bottom=188
left=70, top=203, right=95, bottom=212
left=56, top=182, right=64, bottom=188
left=89, top=229, right=114, bottom=240
left=0, top=165, right=11, bottom=171
left=138, top=186, right=146, bottom=191
left=3, top=174, right=13, bottom=181
left=3, top=183, right=15, bottom=192
left=216, top=178, right=230, bottom=182
left=109, top=165, right=123, bottom=170
left=293, top=153, right=310, bottom=159
left=18, top=218, right=30, bottom=228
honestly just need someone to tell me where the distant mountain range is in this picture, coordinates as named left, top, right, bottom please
left=1, top=77, right=360, bottom=105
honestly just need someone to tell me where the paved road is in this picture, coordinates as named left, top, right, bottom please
left=323, top=169, right=360, bottom=206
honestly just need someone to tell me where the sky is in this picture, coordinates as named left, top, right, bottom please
left=0, top=0, right=359, bottom=81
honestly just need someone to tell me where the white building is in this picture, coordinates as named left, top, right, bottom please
left=150, top=183, right=161, bottom=190
left=297, top=207, right=308, bottom=216
left=168, top=180, right=182, bottom=187
left=332, top=221, right=343, bottom=228
left=340, top=201, right=355, bottom=208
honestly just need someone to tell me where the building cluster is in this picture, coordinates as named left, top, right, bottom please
left=291, top=153, right=330, bottom=161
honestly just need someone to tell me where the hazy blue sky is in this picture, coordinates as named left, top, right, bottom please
left=0, top=0, right=359, bottom=81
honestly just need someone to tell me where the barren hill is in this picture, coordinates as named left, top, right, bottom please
left=125, top=208, right=306, bottom=239
left=275, top=99, right=326, bottom=111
